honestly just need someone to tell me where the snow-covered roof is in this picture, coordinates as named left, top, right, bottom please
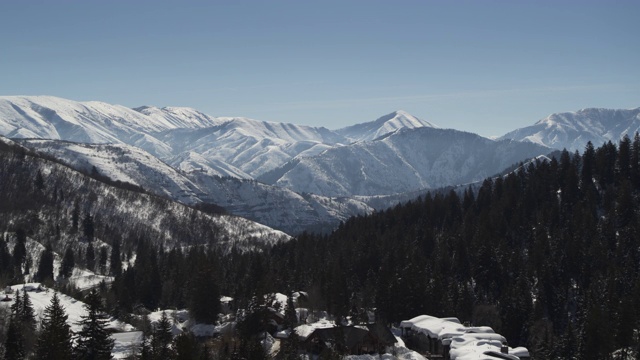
left=294, top=319, right=335, bottom=340
left=401, top=315, right=529, bottom=360
left=402, top=315, right=465, bottom=339
left=450, top=340, right=529, bottom=360
left=449, top=333, right=507, bottom=349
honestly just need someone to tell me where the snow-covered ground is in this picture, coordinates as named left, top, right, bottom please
left=0, top=283, right=136, bottom=358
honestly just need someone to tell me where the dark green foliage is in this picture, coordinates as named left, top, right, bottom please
left=188, top=257, right=221, bottom=324
left=60, top=247, right=75, bottom=279
left=173, top=331, right=199, bottom=360
left=36, top=243, right=55, bottom=283
left=19, top=289, right=36, bottom=333
left=4, top=318, right=25, bottom=360
left=150, top=311, right=174, bottom=359
left=35, top=292, right=73, bottom=360
left=109, top=237, right=121, bottom=276
left=72, top=201, right=80, bottom=232
left=98, top=246, right=108, bottom=274
left=283, top=294, right=297, bottom=329
left=5, top=288, right=37, bottom=359
left=12, top=229, right=26, bottom=274
left=86, top=242, right=95, bottom=272
left=73, top=290, right=115, bottom=360
left=83, top=213, right=95, bottom=242
left=206, top=134, right=640, bottom=357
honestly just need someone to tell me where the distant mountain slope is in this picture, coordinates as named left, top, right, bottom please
left=0, top=95, right=349, bottom=178
left=261, top=128, right=551, bottom=197
left=500, top=107, right=640, bottom=151
left=17, top=139, right=371, bottom=235
left=157, top=118, right=345, bottom=177
left=0, top=136, right=290, bottom=253
left=336, top=110, right=437, bottom=142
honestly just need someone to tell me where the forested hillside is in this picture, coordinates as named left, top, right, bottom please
left=211, top=134, right=638, bottom=359
left=2, top=132, right=639, bottom=359
left=0, top=136, right=289, bottom=285
left=104, top=134, right=640, bottom=359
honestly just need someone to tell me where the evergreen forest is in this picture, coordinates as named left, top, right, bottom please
left=0, top=135, right=639, bottom=359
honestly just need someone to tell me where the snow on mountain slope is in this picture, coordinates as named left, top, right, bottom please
left=1, top=284, right=133, bottom=333
left=336, top=110, right=437, bottom=142
left=133, top=105, right=223, bottom=129
left=0, top=96, right=171, bottom=139
left=1, top=136, right=290, bottom=251
left=19, top=139, right=205, bottom=204
left=158, top=117, right=347, bottom=177
left=188, top=173, right=372, bottom=234
left=16, top=139, right=371, bottom=235
left=500, top=107, right=640, bottom=151
left=170, top=150, right=251, bottom=179
left=0, top=95, right=351, bottom=178
left=263, top=128, right=551, bottom=197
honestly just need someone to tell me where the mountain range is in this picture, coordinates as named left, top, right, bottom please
left=500, top=107, right=640, bottom=151
left=1, top=95, right=637, bottom=234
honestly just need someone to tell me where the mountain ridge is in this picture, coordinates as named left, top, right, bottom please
left=500, top=107, right=640, bottom=151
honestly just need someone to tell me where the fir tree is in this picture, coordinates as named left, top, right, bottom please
left=151, top=311, right=174, bottom=359
left=36, top=243, right=55, bottom=283
left=83, top=213, right=95, bottom=242
left=4, top=318, right=25, bottom=360
left=283, top=294, right=297, bottom=329
left=109, top=237, right=121, bottom=276
left=173, top=331, right=199, bottom=360
left=20, top=288, right=36, bottom=333
left=9, top=290, right=22, bottom=319
left=73, top=290, right=114, bottom=360
left=35, top=292, right=73, bottom=360
left=86, top=242, right=95, bottom=272
left=71, top=201, right=80, bottom=233
left=60, top=247, right=75, bottom=279
left=188, top=264, right=220, bottom=324
left=12, top=229, right=26, bottom=274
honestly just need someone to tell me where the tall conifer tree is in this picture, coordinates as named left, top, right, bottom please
left=74, top=290, right=114, bottom=360
left=35, top=292, right=73, bottom=359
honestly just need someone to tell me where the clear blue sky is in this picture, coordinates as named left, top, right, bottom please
left=1, top=0, right=638, bottom=136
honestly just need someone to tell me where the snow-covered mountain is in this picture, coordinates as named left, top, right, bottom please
left=17, top=139, right=372, bottom=235
left=336, top=110, right=437, bottom=142
left=0, top=96, right=347, bottom=178
left=0, top=136, right=290, bottom=252
left=500, top=107, right=640, bottom=151
left=157, top=118, right=345, bottom=177
left=260, top=128, right=551, bottom=197
left=6, top=95, right=612, bottom=233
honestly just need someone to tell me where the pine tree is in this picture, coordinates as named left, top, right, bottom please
left=36, top=243, right=55, bottom=283
left=83, top=213, right=95, bottom=242
left=151, top=311, right=174, bottom=359
left=5, top=288, right=37, bottom=359
left=283, top=294, right=297, bottom=329
left=10, top=290, right=22, bottom=319
left=4, top=318, right=25, bottom=360
left=35, top=292, right=73, bottom=360
left=20, top=288, right=36, bottom=333
left=74, top=290, right=115, bottom=360
left=72, top=201, right=80, bottom=233
left=60, top=247, right=75, bottom=279
left=188, top=264, right=220, bottom=324
left=86, top=242, right=95, bottom=272
left=98, top=246, right=108, bottom=275
left=12, top=229, right=26, bottom=274
left=109, top=237, right=121, bottom=276
left=173, top=331, right=199, bottom=360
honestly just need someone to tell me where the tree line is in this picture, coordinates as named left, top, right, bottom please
left=2, top=134, right=640, bottom=359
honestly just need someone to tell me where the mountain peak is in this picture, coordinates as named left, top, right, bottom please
left=501, top=106, right=640, bottom=151
left=337, top=110, right=437, bottom=143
